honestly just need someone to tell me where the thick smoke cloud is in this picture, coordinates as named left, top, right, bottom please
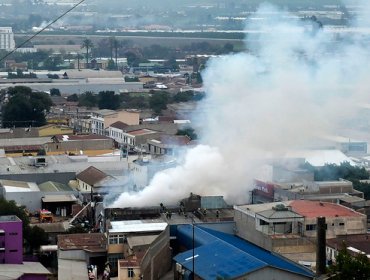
left=110, top=3, right=370, bottom=208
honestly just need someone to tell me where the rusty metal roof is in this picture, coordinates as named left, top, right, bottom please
left=58, top=233, right=106, bottom=252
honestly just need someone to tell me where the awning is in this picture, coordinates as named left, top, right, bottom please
left=42, top=194, right=77, bottom=203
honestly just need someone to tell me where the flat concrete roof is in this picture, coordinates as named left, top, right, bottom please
left=0, top=261, right=51, bottom=278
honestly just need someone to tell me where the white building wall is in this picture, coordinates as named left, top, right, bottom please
left=0, top=27, right=15, bottom=50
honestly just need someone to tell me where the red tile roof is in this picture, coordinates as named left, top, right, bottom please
left=53, top=134, right=110, bottom=141
left=289, top=200, right=363, bottom=218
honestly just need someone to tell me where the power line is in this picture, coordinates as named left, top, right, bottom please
left=0, top=0, right=87, bottom=64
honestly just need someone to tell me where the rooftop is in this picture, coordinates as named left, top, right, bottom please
left=53, top=134, right=111, bottom=142
left=0, top=215, right=21, bottom=222
left=58, top=233, right=107, bottom=252
left=76, top=166, right=109, bottom=186
left=38, top=181, right=74, bottom=192
left=237, top=200, right=365, bottom=219
left=109, top=121, right=130, bottom=130
left=0, top=154, right=128, bottom=175
left=42, top=194, right=77, bottom=203
left=109, top=220, right=167, bottom=234
left=175, top=225, right=313, bottom=279
left=327, top=234, right=370, bottom=256
left=0, top=262, right=51, bottom=278
left=0, top=180, right=40, bottom=192
left=286, top=149, right=356, bottom=167
left=127, top=128, right=159, bottom=136
left=289, top=200, right=364, bottom=218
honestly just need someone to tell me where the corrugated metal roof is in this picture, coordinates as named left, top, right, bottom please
left=174, top=225, right=314, bottom=279
left=42, top=194, right=77, bottom=203
left=38, top=181, right=74, bottom=192
left=110, top=220, right=167, bottom=234
left=174, top=240, right=266, bottom=279
left=58, top=233, right=106, bottom=252
left=202, top=227, right=314, bottom=278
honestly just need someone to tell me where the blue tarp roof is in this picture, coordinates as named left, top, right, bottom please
left=174, top=225, right=314, bottom=279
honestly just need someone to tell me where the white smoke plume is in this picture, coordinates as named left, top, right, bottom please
left=110, top=3, right=370, bottom=208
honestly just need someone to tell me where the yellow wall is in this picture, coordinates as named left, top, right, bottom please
left=118, top=266, right=141, bottom=280
left=108, top=244, right=125, bottom=254
left=38, top=125, right=73, bottom=137
left=105, top=110, right=140, bottom=127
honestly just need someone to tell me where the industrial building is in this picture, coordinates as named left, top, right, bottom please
left=174, top=225, right=314, bottom=280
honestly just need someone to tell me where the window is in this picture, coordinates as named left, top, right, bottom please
left=9, top=232, right=17, bottom=236
left=109, top=234, right=125, bottom=244
left=306, top=224, right=316, bottom=231
left=339, top=222, right=345, bottom=226
left=9, top=249, right=17, bottom=252
left=128, top=268, right=134, bottom=278
left=259, top=219, right=269, bottom=226
left=109, top=234, right=118, bottom=244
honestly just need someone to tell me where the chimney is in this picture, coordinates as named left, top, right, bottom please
left=316, top=216, right=326, bottom=276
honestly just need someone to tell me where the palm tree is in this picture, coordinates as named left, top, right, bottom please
left=81, top=38, right=93, bottom=68
left=110, top=37, right=120, bottom=70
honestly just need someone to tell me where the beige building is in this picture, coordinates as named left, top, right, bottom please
left=106, top=219, right=171, bottom=278
left=76, top=166, right=114, bottom=193
left=234, top=200, right=367, bottom=264
left=91, top=109, right=140, bottom=135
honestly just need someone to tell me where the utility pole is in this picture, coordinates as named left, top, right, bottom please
left=191, top=215, right=195, bottom=280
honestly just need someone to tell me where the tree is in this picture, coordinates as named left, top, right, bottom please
left=2, top=86, right=53, bottom=127
left=28, top=226, right=49, bottom=253
left=107, top=59, right=115, bottom=70
left=164, top=56, right=179, bottom=71
left=66, top=224, right=88, bottom=234
left=149, top=92, right=169, bottom=114
left=111, top=37, right=120, bottom=69
left=329, top=246, right=370, bottom=279
left=67, top=93, right=79, bottom=102
left=81, top=38, right=93, bottom=68
left=98, top=91, right=120, bottom=110
left=78, top=91, right=98, bottom=108
left=50, top=88, right=60, bottom=96
left=176, top=127, right=197, bottom=140
left=0, top=198, right=49, bottom=253
left=125, top=51, right=141, bottom=67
